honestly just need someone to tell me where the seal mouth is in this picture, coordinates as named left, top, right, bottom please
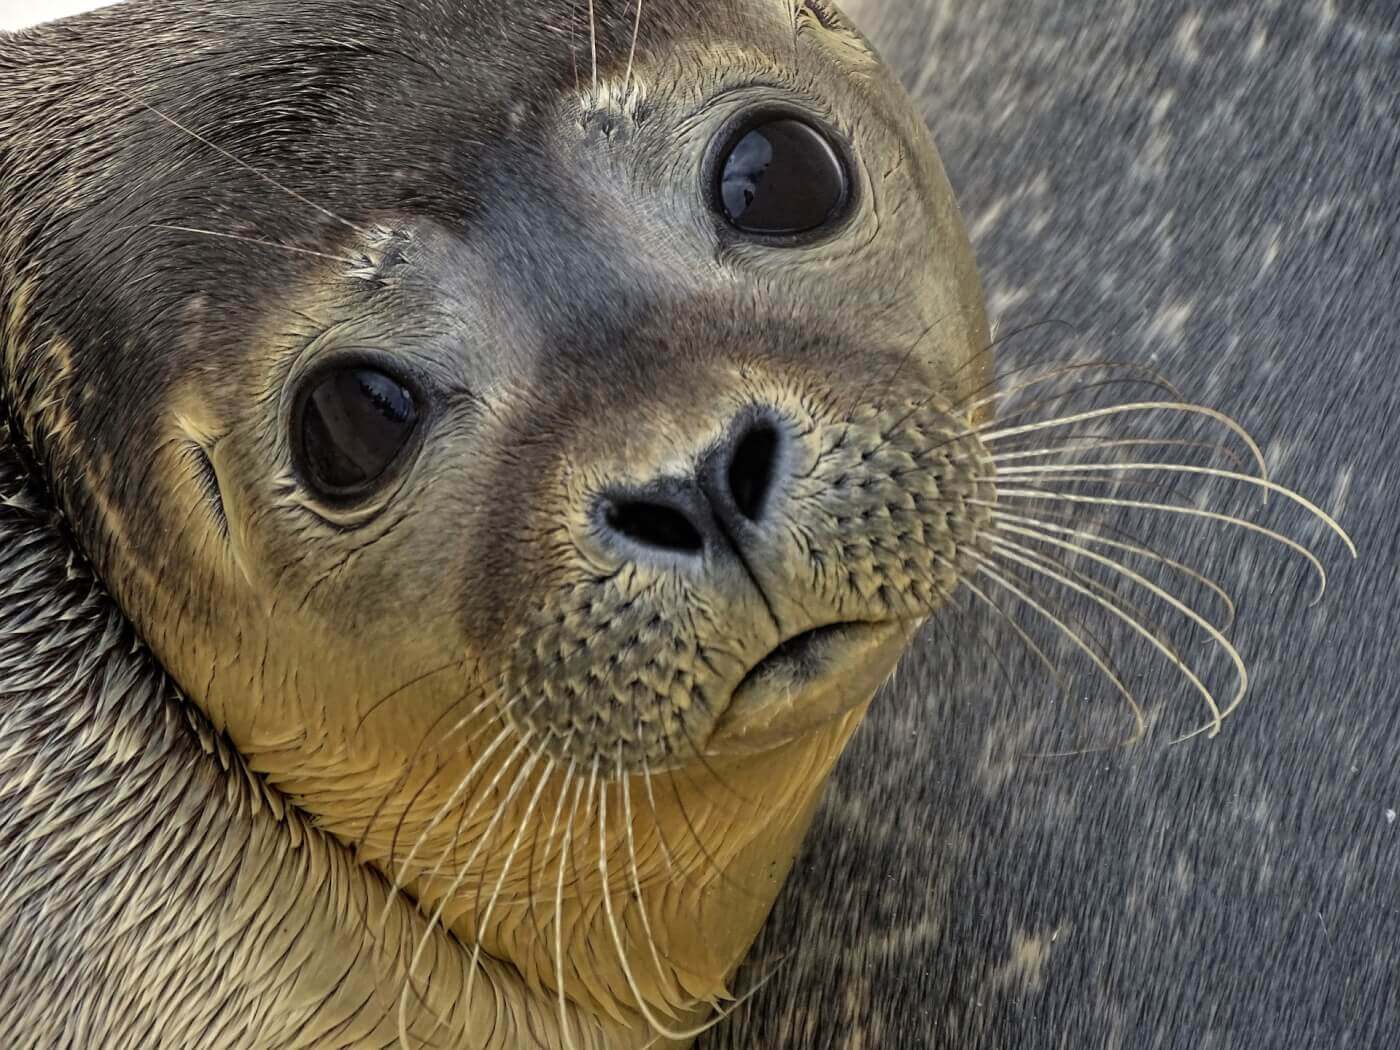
left=704, top=618, right=918, bottom=757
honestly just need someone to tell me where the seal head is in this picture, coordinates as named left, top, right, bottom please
left=1, top=0, right=991, bottom=1039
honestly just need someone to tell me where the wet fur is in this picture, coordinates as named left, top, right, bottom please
left=0, top=438, right=622, bottom=1044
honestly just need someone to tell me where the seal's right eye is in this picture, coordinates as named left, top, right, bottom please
left=295, top=366, right=419, bottom=499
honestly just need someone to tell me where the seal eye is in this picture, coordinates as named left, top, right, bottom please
left=717, top=118, right=849, bottom=236
left=297, top=367, right=419, bottom=498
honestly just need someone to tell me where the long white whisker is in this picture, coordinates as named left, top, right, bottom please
left=976, top=491, right=1335, bottom=603
left=599, top=768, right=723, bottom=1042
left=624, top=0, right=645, bottom=96
left=987, top=536, right=1227, bottom=736
left=390, top=681, right=563, bottom=901
left=978, top=402, right=1268, bottom=480
left=555, top=775, right=586, bottom=1050
left=995, top=523, right=1250, bottom=718
left=112, top=87, right=369, bottom=236
left=988, top=461, right=1355, bottom=554
left=461, top=755, right=557, bottom=1023
left=990, top=435, right=1250, bottom=472
left=399, top=748, right=545, bottom=1047
left=587, top=0, right=599, bottom=94
left=386, top=719, right=518, bottom=916
left=991, top=507, right=1236, bottom=630
left=622, top=758, right=682, bottom=1015
left=969, top=551, right=1146, bottom=744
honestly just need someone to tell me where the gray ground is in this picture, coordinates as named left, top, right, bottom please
left=705, top=2, right=1399, bottom=1048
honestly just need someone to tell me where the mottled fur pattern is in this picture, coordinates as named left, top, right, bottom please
left=703, top=2, right=1399, bottom=1048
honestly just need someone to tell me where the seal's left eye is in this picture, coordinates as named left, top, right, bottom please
left=296, top=367, right=419, bottom=499
left=717, top=117, right=850, bottom=237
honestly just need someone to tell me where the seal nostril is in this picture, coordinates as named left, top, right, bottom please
left=728, top=422, right=780, bottom=522
left=605, top=500, right=705, bottom=554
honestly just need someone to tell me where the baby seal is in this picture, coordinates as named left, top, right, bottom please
left=1, top=0, right=996, bottom=1044
left=1, top=1, right=1357, bottom=1047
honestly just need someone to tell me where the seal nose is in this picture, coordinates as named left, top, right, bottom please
left=701, top=412, right=783, bottom=528
left=595, top=409, right=786, bottom=560
left=599, top=481, right=709, bottom=555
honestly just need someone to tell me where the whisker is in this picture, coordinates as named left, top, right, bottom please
left=977, top=471, right=1184, bottom=495
left=987, top=536, right=1227, bottom=736
left=460, top=754, right=557, bottom=1029
left=990, top=435, right=1251, bottom=473
left=136, top=224, right=365, bottom=265
left=588, top=0, right=599, bottom=94
left=355, top=677, right=473, bottom=863
left=600, top=768, right=734, bottom=1042
left=981, top=490, right=1334, bottom=603
left=868, top=374, right=1179, bottom=466
left=356, top=657, right=467, bottom=735
left=621, top=755, right=685, bottom=1015
left=662, top=761, right=766, bottom=904
left=855, top=308, right=955, bottom=418
left=386, top=724, right=533, bottom=933
left=979, top=402, right=1268, bottom=481
left=946, top=317, right=1080, bottom=385
left=109, top=86, right=369, bottom=236
left=390, top=666, right=568, bottom=888
left=990, top=507, right=1236, bottom=630
left=525, top=746, right=576, bottom=968
left=639, top=757, right=678, bottom=876
left=960, top=576, right=1071, bottom=699
left=570, top=0, right=581, bottom=93
left=623, top=0, right=645, bottom=96
left=995, top=521, right=1250, bottom=730
left=988, top=461, right=1355, bottom=554
left=676, top=717, right=751, bottom=805
left=379, top=671, right=555, bottom=868
left=961, top=365, right=1184, bottom=423
left=399, top=748, right=544, bottom=1047
left=555, top=776, right=586, bottom=1050
left=970, top=552, right=1146, bottom=746
left=386, top=719, right=516, bottom=903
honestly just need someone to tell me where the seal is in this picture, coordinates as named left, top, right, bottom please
left=1, top=0, right=1000, bottom=1045
left=0, top=2, right=1361, bottom=1048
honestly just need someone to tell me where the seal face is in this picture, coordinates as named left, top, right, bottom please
left=1, top=0, right=993, bottom=1040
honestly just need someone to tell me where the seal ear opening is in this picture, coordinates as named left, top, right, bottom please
left=181, top=440, right=229, bottom=541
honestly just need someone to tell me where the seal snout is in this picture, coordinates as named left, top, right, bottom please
left=502, top=383, right=995, bottom=774
left=593, top=407, right=788, bottom=563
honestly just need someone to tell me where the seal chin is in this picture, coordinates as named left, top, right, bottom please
left=703, top=618, right=920, bottom=757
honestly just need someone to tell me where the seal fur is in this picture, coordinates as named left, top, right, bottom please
left=2, top=0, right=997, bottom=1045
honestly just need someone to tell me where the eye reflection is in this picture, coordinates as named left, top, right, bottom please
left=717, top=117, right=849, bottom=236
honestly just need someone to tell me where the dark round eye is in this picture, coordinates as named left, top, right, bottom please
left=717, top=118, right=850, bottom=236
left=296, top=366, right=419, bottom=499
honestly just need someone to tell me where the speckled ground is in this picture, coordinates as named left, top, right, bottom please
left=702, top=3, right=1399, bottom=1048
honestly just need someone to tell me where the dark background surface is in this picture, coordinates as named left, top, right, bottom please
left=706, top=3, right=1398, bottom=1047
